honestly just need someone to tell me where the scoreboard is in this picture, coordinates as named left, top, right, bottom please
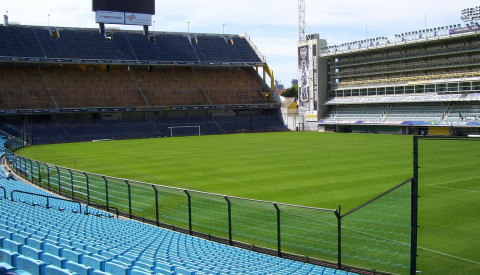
left=92, top=0, right=154, bottom=26
left=92, top=0, right=155, bottom=15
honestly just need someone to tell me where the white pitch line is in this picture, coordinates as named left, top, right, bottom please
left=417, top=246, right=480, bottom=266
left=428, top=185, right=479, bottom=193
left=427, top=176, right=480, bottom=187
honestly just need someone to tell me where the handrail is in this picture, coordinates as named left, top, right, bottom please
left=11, top=190, right=82, bottom=214
left=86, top=202, right=119, bottom=218
left=0, top=186, right=6, bottom=199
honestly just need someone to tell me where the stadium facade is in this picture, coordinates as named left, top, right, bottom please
left=0, top=24, right=285, bottom=144
left=301, top=24, right=480, bottom=136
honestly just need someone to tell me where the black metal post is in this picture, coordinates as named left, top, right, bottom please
left=411, top=136, right=419, bottom=275
left=83, top=172, right=90, bottom=205
left=68, top=169, right=74, bottom=200
left=102, top=176, right=109, bottom=212
left=125, top=180, right=132, bottom=219
left=274, top=203, right=281, bottom=257
left=36, top=162, right=41, bottom=186
left=152, top=185, right=159, bottom=226
left=336, top=206, right=342, bottom=270
left=46, top=165, right=51, bottom=191
left=29, top=159, right=33, bottom=183
left=224, top=196, right=233, bottom=245
left=56, top=166, right=61, bottom=194
left=184, top=190, right=192, bottom=235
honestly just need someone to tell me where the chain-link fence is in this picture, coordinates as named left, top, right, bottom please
left=416, top=137, right=480, bottom=274
left=4, top=136, right=419, bottom=274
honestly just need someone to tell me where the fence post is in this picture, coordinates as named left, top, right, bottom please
left=68, top=169, right=74, bottom=200
left=184, top=190, right=192, bottom=235
left=273, top=203, right=281, bottom=257
left=125, top=180, right=132, bottom=219
left=336, top=206, right=342, bottom=270
left=29, top=159, right=33, bottom=183
left=102, top=176, right=109, bottom=212
left=36, top=162, right=41, bottom=186
left=152, top=185, right=159, bottom=226
left=411, top=136, right=419, bottom=275
left=83, top=172, right=90, bottom=205
left=46, top=165, right=51, bottom=191
left=224, top=196, right=233, bottom=245
left=56, top=166, right=61, bottom=194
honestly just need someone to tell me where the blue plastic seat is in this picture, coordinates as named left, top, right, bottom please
left=44, top=264, right=79, bottom=275
left=44, top=243, right=63, bottom=257
left=65, top=261, right=94, bottom=275
left=82, top=254, right=108, bottom=271
left=104, top=261, right=132, bottom=275
left=0, top=249, right=19, bottom=267
left=15, top=255, right=48, bottom=275
left=21, top=245, right=43, bottom=260
left=61, top=249, right=83, bottom=264
left=1, top=239, right=23, bottom=254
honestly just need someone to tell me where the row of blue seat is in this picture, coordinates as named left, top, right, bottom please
left=0, top=25, right=262, bottom=64
left=0, top=198, right=358, bottom=275
left=0, top=137, right=357, bottom=275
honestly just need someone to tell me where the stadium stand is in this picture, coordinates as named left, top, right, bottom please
left=316, top=24, right=480, bottom=136
left=0, top=24, right=285, bottom=144
left=0, top=137, right=357, bottom=275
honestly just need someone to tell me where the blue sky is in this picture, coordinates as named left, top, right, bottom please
left=2, top=0, right=479, bottom=87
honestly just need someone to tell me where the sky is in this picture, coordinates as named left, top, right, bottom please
left=1, top=0, right=479, bottom=88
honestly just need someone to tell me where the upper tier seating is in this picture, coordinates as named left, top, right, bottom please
left=0, top=25, right=263, bottom=64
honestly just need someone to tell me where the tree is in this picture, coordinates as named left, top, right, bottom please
left=281, top=84, right=298, bottom=98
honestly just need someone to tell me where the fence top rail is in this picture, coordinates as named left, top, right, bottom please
left=341, top=178, right=413, bottom=218
left=5, top=141, right=337, bottom=213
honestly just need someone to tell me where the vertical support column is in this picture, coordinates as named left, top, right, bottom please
left=29, top=159, right=33, bottom=183
left=411, top=136, right=419, bottom=275
left=102, top=176, right=109, bottom=212
left=125, top=180, right=132, bottom=219
left=152, top=185, right=159, bottom=226
left=273, top=203, right=281, bottom=257
left=83, top=172, right=90, bottom=206
left=184, top=190, right=192, bottom=235
left=224, top=196, right=233, bottom=245
left=68, top=169, right=74, bottom=200
left=46, top=165, right=51, bottom=191
left=336, top=207, right=342, bottom=270
left=36, top=162, right=41, bottom=186
left=56, top=166, right=61, bottom=194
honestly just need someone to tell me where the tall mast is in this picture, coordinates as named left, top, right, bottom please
left=298, top=0, right=306, bottom=42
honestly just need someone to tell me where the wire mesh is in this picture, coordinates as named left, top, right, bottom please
left=278, top=204, right=338, bottom=262
left=341, top=180, right=412, bottom=274
left=417, top=137, right=480, bottom=274
left=189, top=191, right=229, bottom=239
left=229, top=197, right=277, bottom=251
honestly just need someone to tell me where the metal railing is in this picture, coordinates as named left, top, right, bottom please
left=4, top=136, right=417, bottom=274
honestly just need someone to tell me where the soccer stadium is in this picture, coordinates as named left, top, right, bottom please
left=0, top=1, right=479, bottom=275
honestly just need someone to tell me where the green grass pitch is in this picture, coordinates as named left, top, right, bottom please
left=17, top=132, right=413, bottom=211
left=15, top=132, right=480, bottom=273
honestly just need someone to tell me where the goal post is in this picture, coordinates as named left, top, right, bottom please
left=168, top=126, right=201, bottom=137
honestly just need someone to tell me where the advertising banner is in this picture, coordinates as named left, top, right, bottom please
left=96, top=11, right=152, bottom=26
left=298, top=45, right=310, bottom=111
left=96, top=11, right=125, bottom=24
left=125, top=13, right=152, bottom=26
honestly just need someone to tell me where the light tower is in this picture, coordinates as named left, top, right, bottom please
left=461, top=6, right=480, bottom=25
left=298, top=0, right=306, bottom=42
